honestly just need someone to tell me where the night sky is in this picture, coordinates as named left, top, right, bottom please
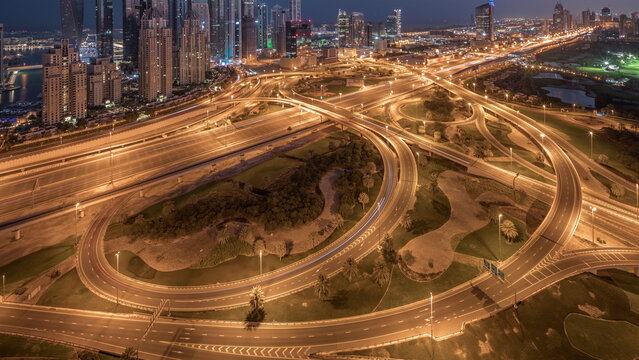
left=0, top=0, right=637, bottom=32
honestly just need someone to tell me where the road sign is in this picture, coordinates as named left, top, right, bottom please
left=483, top=259, right=505, bottom=281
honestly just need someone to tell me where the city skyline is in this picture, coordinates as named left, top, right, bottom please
left=2, top=0, right=639, bottom=32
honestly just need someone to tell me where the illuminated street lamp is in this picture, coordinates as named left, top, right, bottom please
left=590, top=207, right=597, bottom=246
left=540, top=133, right=545, bottom=144
left=543, top=104, right=546, bottom=125
left=115, top=251, right=120, bottom=306
left=74, top=202, right=80, bottom=239
left=259, top=250, right=263, bottom=275
left=509, top=147, right=513, bottom=171
left=498, top=214, right=503, bottom=262
left=588, top=131, right=594, bottom=159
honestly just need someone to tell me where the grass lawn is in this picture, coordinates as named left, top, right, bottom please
left=326, top=84, right=360, bottom=97
left=390, top=156, right=459, bottom=251
left=376, top=261, right=479, bottom=311
left=454, top=218, right=527, bottom=262
left=401, top=102, right=430, bottom=120
left=575, top=60, right=639, bottom=79
left=0, top=237, right=76, bottom=289
left=464, top=176, right=529, bottom=206
left=0, top=333, right=76, bottom=359
left=590, top=170, right=637, bottom=207
left=240, top=103, right=288, bottom=122
left=345, top=273, right=639, bottom=359
left=233, top=156, right=302, bottom=188
left=517, top=107, right=638, bottom=181
left=485, top=120, right=553, bottom=176
left=564, top=313, right=639, bottom=360
left=37, top=269, right=139, bottom=314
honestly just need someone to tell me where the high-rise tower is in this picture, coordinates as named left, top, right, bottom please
left=96, top=0, right=114, bottom=59
left=289, top=0, right=301, bottom=22
left=475, top=1, right=495, bottom=41
left=256, top=3, right=269, bottom=49
left=60, top=0, right=84, bottom=49
left=42, top=39, right=87, bottom=124
left=139, top=9, right=173, bottom=100
left=0, top=24, right=4, bottom=87
left=179, top=13, right=208, bottom=85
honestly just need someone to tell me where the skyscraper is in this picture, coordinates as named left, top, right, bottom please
left=96, top=0, right=114, bottom=59
left=42, top=39, right=87, bottom=124
left=393, top=9, right=402, bottom=37
left=290, top=0, right=301, bottom=22
left=285, top=20, right=311, bottom=57
left=552, top=2, right=566, bottom=33
left=171, top=0, right=191, bottom=48
left=385, top=13, right=397, bottom=37
left=123, top=0, right=141, bottom=64
left=601, top=7, right=612, bottom=23
left=87, top=57, right=122, bottom=107
left=222, top=0, right=242, bottom=59
left=60, top=0, right=84, bottom=49
left=349, top=12, right=366, bottom=48
left=475, top=1, right=495, bottom=41
left=337, top=9, right=350, bottom=47
left=139, top=9, right=173, bottom=101
left=256, top=3, right=269, bottom=49
left=272, top=5, right=290, bottom=55
left=192, top=0, right=211, bottom=40
left=209, top=0, right=225, bottom=57
left=241, top=0, right=257, bottom=60
left=0, top=24, right=4, bottom=87
left=179, top=14, right=208, bottom=85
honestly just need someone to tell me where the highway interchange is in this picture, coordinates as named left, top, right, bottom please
left=1, top=31, right=639, bottom=359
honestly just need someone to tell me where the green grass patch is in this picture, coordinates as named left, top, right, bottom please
left=37, top=269, right=139, bottom=313
left=454, top=218, right=527, bottom=261
left=401, top=102, right=430, bottom=120
left=0, top=333, right=75, bottom=358
left=0, top=237, right=76, bottom=289
left=517, top=107, right=638, bottom=181
left=233, top=156, right=302, bottom=189
left=345, top=273, right=639, bottom=359
left=565, top=313, right=639, bottom=360
left=590, top=170, right=637, bottom=207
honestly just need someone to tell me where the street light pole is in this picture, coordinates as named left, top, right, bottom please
left=116, top=251, right=120, bottom=307
left=74, top=202, right=80, bottom=240
left=429, top=292, right=434, bottom=342
left=2, top=274, right=5, bottom=300
left=543, top=105, right=546, bottom=125
left=588, top=131, right=594, bottom=159
left=509, top=147, right=513, bottom=172
left=259, top=250, right=263, bottom=275
left=498, top=214, right=503, bottom=262
left=590, top=207, right=597, bottom=246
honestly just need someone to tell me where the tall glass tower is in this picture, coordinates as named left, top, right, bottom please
left=96, top=0, right=114, bottom=59
left=60, top=0, right=84, bottom=49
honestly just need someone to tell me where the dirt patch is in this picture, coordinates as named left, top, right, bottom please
left=400, top=171, right=488, bottom=276
left=578, top=304, right=606, bottom=318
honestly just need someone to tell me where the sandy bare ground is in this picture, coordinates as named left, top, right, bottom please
left=506, top=125, right=540, bottom=155
left=400, top=171, right=489, bottom=276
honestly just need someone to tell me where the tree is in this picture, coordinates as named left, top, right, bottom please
left=611, top=183, right=626, bottom=198
left=378, top=233, right=398, bottom=264
left=332, top=213, right=345, bottom=230
left=486, top=204, right=501, bottom=223
left=362, top=175, right=375, bottom=192
left=597, top=154, right=609, bottom=165
left=161, top=201, right=176, bottom=219
left=249, top=285, right=265, bottom=315
left=371, top=258, right=391, bottom=287
left=274, top=240, right=287, bottom=261
left=358, top=192, right=370, bottom=209
left=535, top=152, right=545, bottom=163
left=402, top=249, right=416, bottom=266
left=366, top=161, right=377, bottom=174
left=400, top=213, right=413, bottom=231
left=342, top=257, right=359, bottom=282
left=314, top=273, right=330, bottom=300
left=500, top=219, right=518, bottom=243
left=121, top=347, right=138, bottom=360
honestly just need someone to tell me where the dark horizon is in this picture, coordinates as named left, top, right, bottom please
left=0, top=0, right=638, bottom=32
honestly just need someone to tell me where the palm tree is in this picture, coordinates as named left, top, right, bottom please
left=342, top=257, right=359, bottom=282
left=332, top=213, right=345, bottom=229
left=400, top=213, right=413, bottom=231
left=500, top=219, right=518, bottom=243
left=362, top=175, right=375, bottom=192
left=371, top=259, right=391, bottom=287
left=611, top=183, right=625, bottom=198
left=358, top=192, right=370, bottom=209
left=315, top=273, right=330, bottom=300
left=121, top=347, right=138, bottom=360
left=249, top=285, right=265, bottom=315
